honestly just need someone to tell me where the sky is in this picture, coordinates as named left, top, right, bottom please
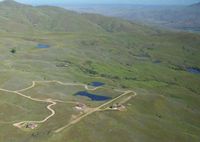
left=1, top=0, right=200, bottom=5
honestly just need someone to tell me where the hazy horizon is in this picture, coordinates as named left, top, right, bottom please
left=1, top=0, right=200, bottom=5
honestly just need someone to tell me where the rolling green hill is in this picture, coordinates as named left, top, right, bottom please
left=0, top=1, right=200, bottom=142
left=0, top=0, right=102, bottom=33
left=0, top=0, right=152, bottom=34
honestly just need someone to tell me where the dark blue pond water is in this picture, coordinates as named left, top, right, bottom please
left=186, top=67, right=200, bottom=74
left=75, top=91, right=111, bottom=101
left=153, top=60, right=161, bottom=64
left=37, top=44, right=50, bottom=48
left=89, top=82, right=105, bottom=87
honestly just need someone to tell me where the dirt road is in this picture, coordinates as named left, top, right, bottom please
left=0, top=80, right=137, bottom=132
left=0, top=80, right=102, bottom=129
left=54, top=90, right=137, bottom=133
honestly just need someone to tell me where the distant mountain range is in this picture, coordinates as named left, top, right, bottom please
left=190, top=2, right=200, bottom=7
left=62, top=3, right=200, bottom=32
left=2, top=0, right=199, bottom=33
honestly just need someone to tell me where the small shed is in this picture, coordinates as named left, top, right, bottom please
left=75, top=103, right=87, bottom=110
left=26, top=123, right=38, bottom=129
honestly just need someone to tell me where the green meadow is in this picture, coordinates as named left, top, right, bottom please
left=0, top=1, right=200, bottom=142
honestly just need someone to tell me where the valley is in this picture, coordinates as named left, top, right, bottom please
left=0, top=0, right=200, bottom=142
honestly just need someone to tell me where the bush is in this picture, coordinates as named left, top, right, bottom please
left=10, top=48, right=16, bottom=54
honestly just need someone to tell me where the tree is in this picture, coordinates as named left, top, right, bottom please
left=10, top=48, right=16, bottom=54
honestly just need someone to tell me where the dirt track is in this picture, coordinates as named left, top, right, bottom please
left=0, top=80, right=137, bottom=132
left=54, top=90, right=137, bottom=133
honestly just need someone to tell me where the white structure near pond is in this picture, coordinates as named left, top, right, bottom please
left=75, top=103, right=87, bottom=111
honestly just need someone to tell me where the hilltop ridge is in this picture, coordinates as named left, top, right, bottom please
left=0, top=0, right=152, bottom=34
left=190, top=2, right=200, bottom=7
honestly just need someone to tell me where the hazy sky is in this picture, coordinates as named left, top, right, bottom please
left=3, top=0, right=200, bottom=5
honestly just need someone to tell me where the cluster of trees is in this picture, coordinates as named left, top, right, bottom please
left=10, top=48, right=16, bottom=54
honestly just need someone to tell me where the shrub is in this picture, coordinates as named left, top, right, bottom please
left=10, top=48, right=16, bottom=54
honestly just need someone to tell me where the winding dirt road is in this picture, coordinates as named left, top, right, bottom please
left=0, top=80, right=137, bottom=132
left=13, top=100, right=56, bottom=128
left=0, top=80, right=102, bottom=129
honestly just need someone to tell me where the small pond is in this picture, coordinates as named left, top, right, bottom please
left=186, top=67, right=200, bottom=74
left=89, top=82, right=105, bottom=87
left=75, top=91, right=111, bottom=101
left=153, top=60, right=161, bottom=64
left=37, top=44, right=50, bottom=48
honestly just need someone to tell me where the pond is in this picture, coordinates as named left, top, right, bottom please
left=37, top=44, right=50, bottom=48
left=153, top=60, right=161, bottom=64
left=89, top=82, right=105, bottom=87
left=75, top=91, right=111, bottom=101
left=186, top=67, right=200, bottom=74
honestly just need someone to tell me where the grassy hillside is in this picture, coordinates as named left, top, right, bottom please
left=0, top=1, right=200, bottom=142
left=0, top=0, right=103, bottom=33
left=0, top=0, right=151, bottom=34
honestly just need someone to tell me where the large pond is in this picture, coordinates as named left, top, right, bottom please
left=75, top=91, right=111, bottom=101
left=89, top=82, right=105, bottom=87
left=37, top=44, right=50, bottom=48
left=186, top=67, right=200, bottom=74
